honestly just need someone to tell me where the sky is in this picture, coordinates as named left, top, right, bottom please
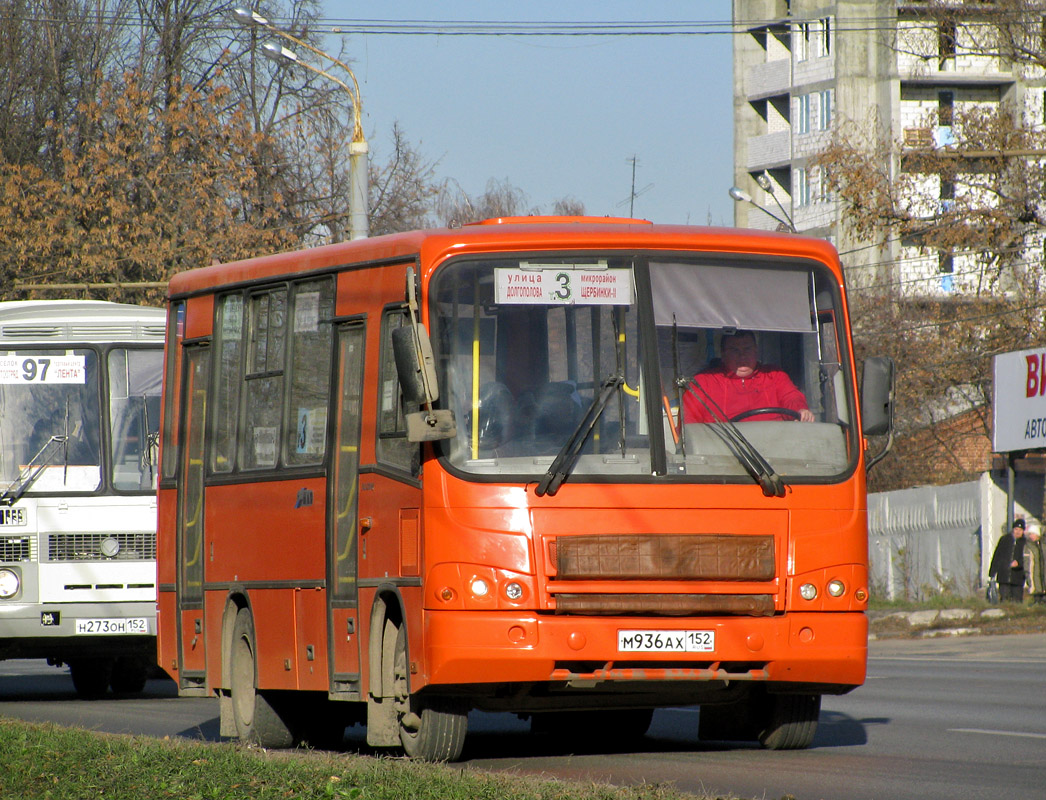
left=315, top=1, right=736, bottom=226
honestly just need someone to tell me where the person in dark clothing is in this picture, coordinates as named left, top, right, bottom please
left=989, top=518, right=1027, bottom=603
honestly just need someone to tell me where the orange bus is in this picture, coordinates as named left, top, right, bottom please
left=157, top=218, right=892, bottom=760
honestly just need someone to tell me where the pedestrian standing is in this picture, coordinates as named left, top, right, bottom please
left=989, top=518, right=1027, bottom=603
left=1025, top=524, right=1045, bottom=605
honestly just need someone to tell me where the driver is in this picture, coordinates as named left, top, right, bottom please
left=683, top=330, right=814, bottom=423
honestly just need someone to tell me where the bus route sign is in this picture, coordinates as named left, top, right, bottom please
left=495, top=267, right=633, bottom=306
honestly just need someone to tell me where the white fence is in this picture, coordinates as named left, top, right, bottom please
left=867, top=472, right=1042, bottom=600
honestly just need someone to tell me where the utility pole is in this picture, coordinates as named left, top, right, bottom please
left=619, top=156, right=652, bottom=217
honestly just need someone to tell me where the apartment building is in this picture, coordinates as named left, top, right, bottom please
left=733, top=0, right=1046, bottom=295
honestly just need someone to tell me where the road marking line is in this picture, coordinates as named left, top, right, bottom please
left=949, top=728, right=1046, bottom=740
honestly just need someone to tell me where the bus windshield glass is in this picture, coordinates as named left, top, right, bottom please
left=432, top=254, right=856, bottom=482
left=0, top=347, right=163, bottom=494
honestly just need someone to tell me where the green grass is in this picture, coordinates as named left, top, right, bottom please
left=0, top=719, right=736, bottom=800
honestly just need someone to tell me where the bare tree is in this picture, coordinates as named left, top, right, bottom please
left=0, top=75, right=297, bottom=303
left=816, top=102, right=1046, bottom=490
left=0, top=0, right=132, bottom=169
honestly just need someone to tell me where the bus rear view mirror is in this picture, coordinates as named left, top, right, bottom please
left=860, top=356, right=894, bottom=437
left=392, top=325, right=432, bottom=404
left=392, top=325, right=457, bottom=442
left=393, top=273, right=457, bottom=443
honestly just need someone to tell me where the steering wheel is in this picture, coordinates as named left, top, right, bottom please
left=730, top=407, right=802, bottom=422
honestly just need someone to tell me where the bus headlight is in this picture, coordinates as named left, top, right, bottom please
left=827, top=579, right=846, bottom=597
left=0, top=568, right=20, bottom=599
left=470, top=578, right=490, bottom=598
left=504, top=581, right=523, bottom=600
left=799, top=582, right=818, bottom=601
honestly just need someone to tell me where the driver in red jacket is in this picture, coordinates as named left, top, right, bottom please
left=683, top=330, right=814, bottom=424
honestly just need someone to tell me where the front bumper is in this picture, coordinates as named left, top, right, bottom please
left=422, top=610, right=867, bottom=691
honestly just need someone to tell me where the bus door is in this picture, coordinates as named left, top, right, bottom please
left=175, top=344, right=209, bottom=686
left=328, top=323, right=365, bottom=694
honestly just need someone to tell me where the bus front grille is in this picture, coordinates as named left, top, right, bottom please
left=0, top=535, right=32, bottom=562
left=47, top=532, right=156, bottom=562
left=554, top=533, right=775, bottom=581
left=553, top=593, right=775, bottom=617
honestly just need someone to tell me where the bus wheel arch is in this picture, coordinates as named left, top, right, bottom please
left=220, top=594, right=249, bottom=692
left=227, top=605, right=296, bottom=748
left=367, top=590, right=403, bottom=701
left=365, top=590, right=468, bottom=760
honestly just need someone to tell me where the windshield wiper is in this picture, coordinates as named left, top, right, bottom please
left=681, top=378, right=787, bottom=498
left=0, top=435, right=67, bottom=507
left=535, top=374, right=624, bottom=497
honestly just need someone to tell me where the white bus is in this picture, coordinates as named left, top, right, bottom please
left=0, top=300, right=165, bottom=696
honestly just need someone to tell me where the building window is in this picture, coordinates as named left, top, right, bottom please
left=795, top=168, right=811, bottom=207
left=795, top=21, right=810, bottom=62
left=797, top=93, right=810, bottom=134
left=938, top=90, right=954, bottom=126
left=818, top=90, right=832, bottom=130
left=814, top=166, right=831, bottom=203
left=938, top=18, right=956, bottom=69
left=816, top=18, right=831, bottom=57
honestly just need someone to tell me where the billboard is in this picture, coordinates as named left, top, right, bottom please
left=992, top=347, right=1046, bottom=452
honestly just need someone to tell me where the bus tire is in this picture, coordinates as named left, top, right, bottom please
left=110, top=656, right=148, bottom=695
left=758, top=693, right=820, bottom=750
left=229, top=607, right=295, bottom=748
left=392, top=623, right=467, bottom=761
left=70, top=658, right=113, bottom=699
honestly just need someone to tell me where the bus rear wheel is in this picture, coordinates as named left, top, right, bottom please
left=391, top=623, right=466, bottom=761
left=229, top=607, right=295, bottom=748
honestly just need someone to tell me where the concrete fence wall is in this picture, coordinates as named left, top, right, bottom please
left=867, top=472, right=1043, bottom=600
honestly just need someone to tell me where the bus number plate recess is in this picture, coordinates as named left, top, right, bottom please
left=617, top=629, right=715, bottom=653
left=75, top=618, right=149, bottom=635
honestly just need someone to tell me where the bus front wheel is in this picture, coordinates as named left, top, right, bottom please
left=70, top=658, right=112, bottom=699
left=758, top=693, right=821, bottom=750
left=229, top=607, right=295, bottom=748
left=391, top=622, right=467, bottom=761
left=110, top=656, right=148, bottom=695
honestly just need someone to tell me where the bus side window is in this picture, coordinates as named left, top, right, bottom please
left=240, top=288, right=287, bottom=471
left=283, top=279, right=335, bottom=467
left=377, top=308, right=419, bottom=475
left=212, top=294, right=244, bottom=474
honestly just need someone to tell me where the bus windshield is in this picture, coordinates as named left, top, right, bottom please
left=432, top=254, right=856, bottom=483
left=0, top=347, right=163, bottom=494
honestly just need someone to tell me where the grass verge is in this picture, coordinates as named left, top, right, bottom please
left=0, top=718, right=732, bottom=800
left=868, top=599, right=1046, bottom=638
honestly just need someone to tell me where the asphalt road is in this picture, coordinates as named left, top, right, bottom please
left=1, top=634, right=1044, bottom=800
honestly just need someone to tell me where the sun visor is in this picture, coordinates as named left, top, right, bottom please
left=650, top=262, right=816, bottom=333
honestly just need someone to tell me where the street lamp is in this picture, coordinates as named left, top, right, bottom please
left=233, top=8, right=368, bottom=240
left=728, top=185, right=795, bottom=233
left=755, top=173, right=796, bottom=233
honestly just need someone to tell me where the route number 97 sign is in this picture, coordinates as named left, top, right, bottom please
left=0, top=355, right=87, bottom=384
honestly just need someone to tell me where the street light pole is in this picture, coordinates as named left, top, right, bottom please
left=728, top=186, right=796, bottom=233
left=233, top=8, right=369, bottom=239
left=755, top=173, right=796, bottom=233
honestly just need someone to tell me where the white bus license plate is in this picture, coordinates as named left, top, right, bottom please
left=618, top=629, right=715, bottom=653
left=75, top=618, right=149, bottom=635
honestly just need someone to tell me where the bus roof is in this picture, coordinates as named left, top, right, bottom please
left=168, top=217, right=843, bottom=298
left=0, top=300, right=166, bottom=344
